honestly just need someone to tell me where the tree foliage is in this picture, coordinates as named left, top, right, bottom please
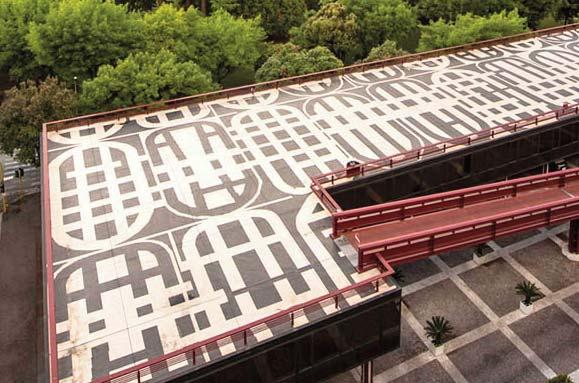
left=80, top=50, right=217, bottom=112
left=340, top=0, right=417, bottom=56
left=364, top=39, right=407, bottom=62
left=27, top=0, right=143, bottom=82
left=424, top=316, right=453, bottom=347
left=0, top=0, right=50, bottom=81
left=413, top=0, right=522, bottom=24
left=142, top=5, right=266, bottom=81
left=237, top=0, right=307, bottom=40
left=418, top=10, right=528, bottom=52
left=0, top=77, right=77, bottom=165
left=555, top=0, right=579, bottom=24
left=519, top=0, right=558, bottom=29
left=290, top=1, right=360, bottom=63
left=547, top=375, right=574, bottom=383
left=255, top=43, right=343, bottom=81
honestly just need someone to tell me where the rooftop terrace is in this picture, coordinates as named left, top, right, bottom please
left=44, top=26, right=579, bottom=382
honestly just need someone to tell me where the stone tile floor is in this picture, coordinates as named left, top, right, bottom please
left=326, top=223, right=579, bottom=383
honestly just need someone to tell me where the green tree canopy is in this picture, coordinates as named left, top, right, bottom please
left=364, top=40, right=407, bottom=62
left=142, top=5, right=266, bottom=81
left=0, top=0, right=50, bottom=80
left=80, top=50, right=218, bottom=112
left=519, top=0, right=558, bottom=29
left=413, top=0, right=522, bottom=24
left=237, top=0, right=307, bottom=40
left=418, top=10, right=528, bottom=52
left=27, top=0, right=143, bottom=82
left=340, top=0, right=417, bottom=56
left=255, top=43, right=343, bottom=81
left=290, top=1, right=360, bottom=63
left=0, top=77, right=78, bottom=165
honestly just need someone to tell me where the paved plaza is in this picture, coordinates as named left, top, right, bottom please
left=45, top=29, right=579, bottom=382
left=327, top=224, right=579, bottom=383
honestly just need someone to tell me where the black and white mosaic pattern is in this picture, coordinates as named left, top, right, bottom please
left=47, top=30, right=579, bottom=382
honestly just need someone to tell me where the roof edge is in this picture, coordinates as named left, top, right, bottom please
left=45, top=23, right=579, bottom=132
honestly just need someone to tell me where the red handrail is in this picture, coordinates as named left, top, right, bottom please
left=311, top=103, right=579, bottom=213
left=333, top=168, right=579, bottom=237
left=90, top=263, right=395, bottom=383
left=42, top=126, right=58, bottom=383
left=44, top=23, right=579, bottom=132
left=357, top=195, right=579, bottom=267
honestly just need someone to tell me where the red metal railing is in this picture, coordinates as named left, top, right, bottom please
left=333, top=168, right=579, bottom=237
left=43, top=23, right=579, bottom=133
left=357, top=195, right=579, bottom=269
left=311, top=103, right=579, bottom=214
left=89, top=263, right=394, bottom=383
left=42, top=126, right=58, bottom=383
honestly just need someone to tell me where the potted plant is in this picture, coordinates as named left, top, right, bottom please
left=547, top=375, right=574, bottom=383
left=425, top=316, right=453, bottom=356
left=473, top=243, right=489, bottom=264
left=393, top=267, right=406, bottom=285
left=516, top=281, right=542, bottom=315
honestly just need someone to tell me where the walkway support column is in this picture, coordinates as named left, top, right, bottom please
left=360, top=360, right=374, bottom=383
left=570, top=219, right=579, bottom=254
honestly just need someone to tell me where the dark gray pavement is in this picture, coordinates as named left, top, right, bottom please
left=0, top=194, right=42, bottom=383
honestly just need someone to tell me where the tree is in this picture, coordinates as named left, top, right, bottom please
left=515, top=280, right=542, bottom=306
left=340, top=0, right=417, bottom=56
left=418, top=10, right=528, bottom=52
left=115, top=0, right=157, bottom=12
left=142, top=5, right=266, bottom=82
left=519, top=0, right=558, bottom=29
left=255, top=43, right=343, bottom=81
left=424, top=316, right=453, bottom=347
left=210, top=0, right=240, bottom=12
left=290, top=1, right=360, bottom=63
left=414, top=0, right=522, bottom=24
left=237, top=0, right=307, bottom=40
left=0, top=78, right=77, bottom=165
left=80, top=50, right=217, bottom=112
left=364, top=40, right=407, bottom=62
left=0, top=0, right=50, bottom=81
left=555, top=0, right=579, bottom=24
left=27, top=0, right=143, bottom=82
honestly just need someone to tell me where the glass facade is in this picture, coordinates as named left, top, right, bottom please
left=170, top=289, right=402, bottom=383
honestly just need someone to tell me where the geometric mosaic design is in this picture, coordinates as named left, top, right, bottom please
left=47, top=29, right=579, bottom=382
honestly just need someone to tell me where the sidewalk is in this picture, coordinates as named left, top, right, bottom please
left=0, top=193, right=43, bottom=383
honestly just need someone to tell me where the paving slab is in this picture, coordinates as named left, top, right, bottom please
left=563, top=292, right=579, bottom=314
left=511, top=239, right=579, bottom=292
left=509, top=305, right=579, bottom=375
left=448, top=330, right=544, bottom=383
left=374, top=317, right=428, bottom=375
left=390, top=360, right=454, bottom=383
left=459, top=258, right=525, bottom=317
left=404, top=279, right=489, bottom=340
left=495, top=230, right=541, bottom=248
left=395, top=258, right=441, bottom=287
left=437, top=247, right=475, bottom=269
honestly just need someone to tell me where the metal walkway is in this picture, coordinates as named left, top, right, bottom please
left=341, top=169, right=579, bottom=271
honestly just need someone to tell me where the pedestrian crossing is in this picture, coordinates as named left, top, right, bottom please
left=1, top=154, right=40, bottom=194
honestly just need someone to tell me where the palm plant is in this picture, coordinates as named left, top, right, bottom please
left=547, top=375, right=574, bottom=383
left=425, top=316, right=453, bottom=347
left=474, top=244, right=486, bottom=257
left=393, top=267, right=406, bottom=284
left=515, top=281, right=542, bottom=306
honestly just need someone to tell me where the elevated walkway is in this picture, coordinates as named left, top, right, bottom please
left=342, top=169, right=579, bottom=271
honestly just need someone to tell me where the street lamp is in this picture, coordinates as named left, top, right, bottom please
left=73, top=76, right=78, bottom=94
